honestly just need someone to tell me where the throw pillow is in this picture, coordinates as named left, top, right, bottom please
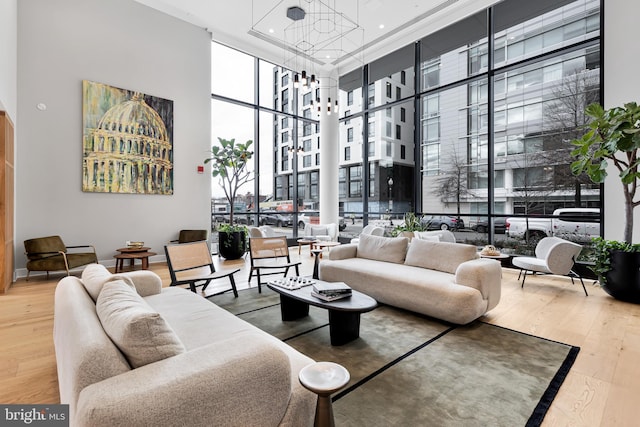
left=404, top=239, right=479, bottom=274
left=96, top=279, right=185, bottom=368
left=357, top=233, right=408, bottom=264
left=81, top=263, right=136, bottom=302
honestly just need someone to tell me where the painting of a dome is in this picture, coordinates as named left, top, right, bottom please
left=82, top=80, right=173, bottom=195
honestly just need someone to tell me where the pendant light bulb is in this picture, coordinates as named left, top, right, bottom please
left=301, top=70, right=307, bottom=86
left=293, top=73, right=300, bottom=88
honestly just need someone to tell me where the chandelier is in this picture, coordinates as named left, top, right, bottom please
left=251, top=0, right=364, bottom=115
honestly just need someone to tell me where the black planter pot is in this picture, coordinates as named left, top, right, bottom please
left=601, top=250, right=640, bottom=304
left=218, top=231, right=246, bottom=260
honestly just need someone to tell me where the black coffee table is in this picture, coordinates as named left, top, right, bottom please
left=267, top=280, right=377, bottom=346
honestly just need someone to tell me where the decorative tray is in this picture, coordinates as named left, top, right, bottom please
left=268, top=277, right=315, bottom=290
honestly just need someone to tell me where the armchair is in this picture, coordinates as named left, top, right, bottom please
left=171, top=229, right=208, bottom=244
left=511, top=236, right=587, bottom=295
left=303, top=223, right=338, bottom=242
left=350, top=224, right=385, bottom=244
left=24, top=235, right=98, bottom=280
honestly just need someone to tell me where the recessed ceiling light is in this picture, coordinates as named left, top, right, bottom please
left=269, top=28, right=274, bottom=33
left=326, top=54, right=331, bottom=58
left=379, top=24, right=385, bottom=29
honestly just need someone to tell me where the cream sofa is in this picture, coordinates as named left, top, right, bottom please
left=319, top=234, right=501, bottom=324
left=54, top=264, right=315, bottom=427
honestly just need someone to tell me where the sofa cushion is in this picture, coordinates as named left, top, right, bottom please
left=96, top=280, right=186, bottom=368
left=81, top=263, right=136, bottom=302
left=404, top=239, right=478, bottom=274
left=357, top=234, right=408, bottom=264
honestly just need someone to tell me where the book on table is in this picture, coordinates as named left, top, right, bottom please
left=311, top=290, right=352, bottom=302
left=312, top=281, right=352, bottom=295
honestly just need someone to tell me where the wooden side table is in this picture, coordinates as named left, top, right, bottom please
left=312, top=241, right=341, bottom=258
left=297, top=238, right=317, bottom=255
left=114, top=247, right=156, bottom=273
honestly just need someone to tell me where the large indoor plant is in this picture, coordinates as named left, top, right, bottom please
left=571, top=101, right=640, bottom=302
left=205, top=137, right=253, bottom=260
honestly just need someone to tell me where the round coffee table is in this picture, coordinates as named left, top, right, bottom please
left=114, top=247, right=156, bottom=273
left=297, top=238, right=317, bottom=255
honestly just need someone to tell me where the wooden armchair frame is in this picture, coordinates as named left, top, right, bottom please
left=164, top=241, right=239, bottom=298
left=248, top=236, right=300, bottom=293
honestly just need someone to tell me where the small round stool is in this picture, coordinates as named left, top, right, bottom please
left=299, top=362, right=350, bottom=427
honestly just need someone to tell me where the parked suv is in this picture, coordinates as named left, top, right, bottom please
left=505, top=208, right=600, bottom=243
left=420, top=215, right=465, bottom=231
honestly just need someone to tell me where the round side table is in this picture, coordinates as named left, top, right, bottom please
left=299, top=362, right=350, bottom=427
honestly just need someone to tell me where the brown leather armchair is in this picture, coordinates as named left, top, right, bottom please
left=24, top=236, right=98, bottom=280
left=171, top=229, right=208, bottom=244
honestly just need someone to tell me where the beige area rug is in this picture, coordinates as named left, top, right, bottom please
left=215, top=288, right=579, bottom=427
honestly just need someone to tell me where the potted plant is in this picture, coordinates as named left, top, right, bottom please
left=571, top=101, right=640, bottom=302
left=390, top=212, right=426, bottom=237
left=205, top=137, right=253, bottom=260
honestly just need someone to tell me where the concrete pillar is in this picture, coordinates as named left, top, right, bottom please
left=604, top=0, right=640, bottom=241
left=319, top=75, right=339, bottom=225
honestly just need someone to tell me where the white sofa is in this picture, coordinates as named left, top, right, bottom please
left=54, top=264, right=315, bottom=427
left=319, top=234, right=501, bottom=324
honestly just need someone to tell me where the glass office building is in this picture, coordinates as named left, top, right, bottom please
left=212, top=0, right=601, bottom=247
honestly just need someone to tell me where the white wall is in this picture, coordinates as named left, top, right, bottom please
left=0, top=0, right=17, bottom=117
left=603, top=0, right=640, bottom=241
left=16, top=0, right=212, bottom=274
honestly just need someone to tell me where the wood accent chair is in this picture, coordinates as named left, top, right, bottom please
left=248, top=236, right=301, bottom=293
left=164, top=241, right=239, bottom=298
left=23, top=235, right=97, bottom=280
left=512, top=236, right=587, bottom=296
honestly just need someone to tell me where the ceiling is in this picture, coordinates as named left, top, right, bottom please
left=134, top=0, right=499, bottom=76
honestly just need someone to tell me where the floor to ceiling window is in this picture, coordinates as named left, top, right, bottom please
left=211, top=43, right=320, bottom=238
left=211, top=0, right=601, bottom=248
left=337, top=0, right=601, bottom=250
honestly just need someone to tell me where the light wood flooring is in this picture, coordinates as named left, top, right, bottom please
left=1, top=251, right=639, bottom=426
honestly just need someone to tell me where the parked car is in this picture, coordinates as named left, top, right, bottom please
left=472, top=217, right=506, bottom=234
left=420, top=215, right=464, bottom=231
left=258, top=211, right=292, bottom=227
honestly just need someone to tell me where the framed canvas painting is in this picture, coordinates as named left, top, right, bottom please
left=82, top=80, right=174, bottom=194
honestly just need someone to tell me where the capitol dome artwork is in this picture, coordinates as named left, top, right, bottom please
left=82, top=80, right=173, bottom=195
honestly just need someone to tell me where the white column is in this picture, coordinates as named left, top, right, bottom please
left=604, top=0, right=640, bottom=241
left=319, top=75, right=339, bottom=226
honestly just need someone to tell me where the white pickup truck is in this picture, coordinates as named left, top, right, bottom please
left=505, top=208, right=600, bottom=242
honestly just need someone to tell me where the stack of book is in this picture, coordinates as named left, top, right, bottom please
left=311, top=282, right=352, bottom=302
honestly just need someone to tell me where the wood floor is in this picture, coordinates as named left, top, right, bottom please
left=1, top=252, right=639, bottom=426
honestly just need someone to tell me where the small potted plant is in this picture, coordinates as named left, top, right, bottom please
left=571, top=101, right=640, bottom=302
left=390, top=212, right=426, bottom=237
left=205, top=137, right=253, bottom=260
